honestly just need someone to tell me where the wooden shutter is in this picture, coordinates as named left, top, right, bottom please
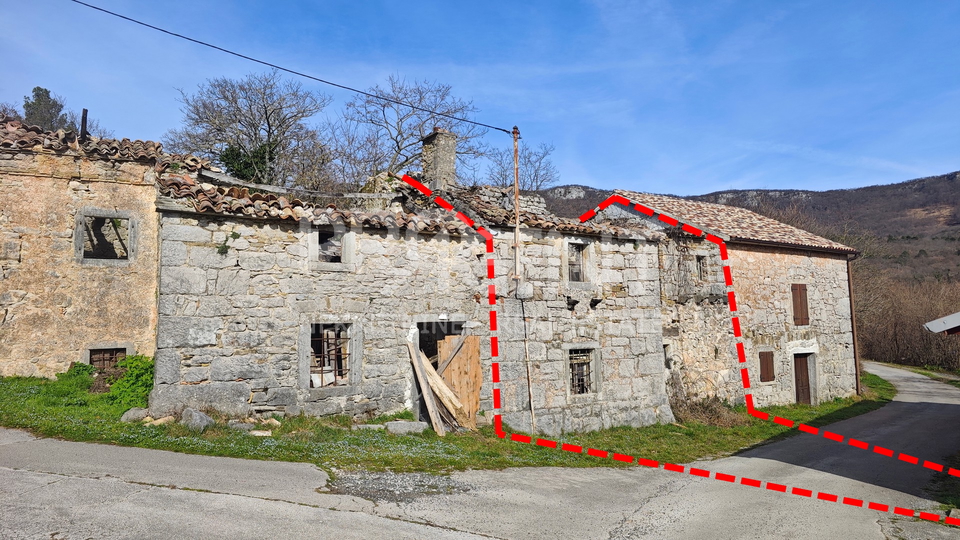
left=759, top=352, right=775, bottom=382
left=791, top=284, right=809, bottom=326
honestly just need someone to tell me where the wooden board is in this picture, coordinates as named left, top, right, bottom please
left=406, top=342, right=445, bottom=436
left=438, top=335, right=482, bottom=428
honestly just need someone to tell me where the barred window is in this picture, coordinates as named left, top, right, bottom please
left=310, top=323, right=350, bottom=387
left=569, top=348, right=594, bottom=394
left=89, top=348, right=126, bottom=370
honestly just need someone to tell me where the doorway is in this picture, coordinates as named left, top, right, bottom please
left=794, top=354, right=812, bottom=404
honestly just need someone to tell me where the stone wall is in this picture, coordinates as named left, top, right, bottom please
left=0, top=151, right=159, bottom=377
left=150, top=208, right=489, bottom=418
left=729, top=244, right=856, bottom=405
left=494, top=228, right=674, bottom=435
left=151, top=204, right=675, bottom=435
left=657, top=234, right=740, bottom=404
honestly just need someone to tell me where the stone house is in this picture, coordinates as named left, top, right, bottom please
left=611, top=190, right=860, bottom=407
left=0, top=116, right=858, bottom=435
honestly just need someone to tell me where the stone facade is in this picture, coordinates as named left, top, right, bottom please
left=729, top=244, right=857, bottom=405
left=149, top=196, right=675, bottom=435
left=0, top=150, right=159, bottom=377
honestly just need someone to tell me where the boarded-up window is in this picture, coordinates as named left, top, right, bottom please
left=568, top=243, right=586, bottom=282
left=318, top=230, right=342, bottom=263
left=569, top=348, right=594, bottom=394
left=310, top=323, right=349, bottom=387
left=759, top=351, right=775, bottom=382
left=791, top=284, right=810, bottom=326
left=83, top=217, right=129, bottom=259
left=90, top=348, right=126, bottom=370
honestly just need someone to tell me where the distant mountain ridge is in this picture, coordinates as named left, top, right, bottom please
left=540, top=170, right=960, bottom=282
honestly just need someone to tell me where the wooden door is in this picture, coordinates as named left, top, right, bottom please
left=438, top=335, right=482, bottom=428
left=794, top=354, right=811, bottom=404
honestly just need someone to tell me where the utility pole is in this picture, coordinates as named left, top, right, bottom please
left=512, top=126, right=537, bottom=433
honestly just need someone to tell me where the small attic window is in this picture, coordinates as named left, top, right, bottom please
left=318, top=230, right=342, bottom=263
left=83, top=216, right=129, bottom=259
left=568, top=243, right=586, bottom=282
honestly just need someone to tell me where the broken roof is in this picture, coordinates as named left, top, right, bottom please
left=410, top=183, right=645, bottom=238
left=615, top=189, right=857, bottom=254
left=0, top=117, right=207, bottom=171
left=158, top=175, right=472, bottom=235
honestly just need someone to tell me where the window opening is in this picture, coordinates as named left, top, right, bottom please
left=791, top=284, right=810, bottom=326
left=310, top=323, right=350, bottom=387
left=696, top=255, right=707, bottom=281
left=569, top=348, right=594, bottom=394
left=759, top=351, right=775, bottom=382
left=318, top=230, right=343, bottom=263
left=89, top=348, right=126, bottom=370
left=568, top=243, right=586, bottom=282
left=83, top=216, right=129, bottom=259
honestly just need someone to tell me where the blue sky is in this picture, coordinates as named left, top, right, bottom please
left=5, top=0, right=960, bottom=195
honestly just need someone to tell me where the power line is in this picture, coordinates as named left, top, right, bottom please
left=66, top=0, right=514, bottom=135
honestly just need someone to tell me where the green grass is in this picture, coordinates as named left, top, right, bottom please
left=0, top=369, right=896, bottom=474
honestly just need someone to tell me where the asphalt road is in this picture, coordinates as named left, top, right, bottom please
left=1, top=361, right=959, bottom=539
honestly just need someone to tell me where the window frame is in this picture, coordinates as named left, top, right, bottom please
left=310, top=323, right=351, bottom=388
left=308, top=226, right=357, bottom=272
left=299, top=321, right=363, bottom=393
left=562, top=342, right=601, bottom=398
left=74, top=207, right=138, bottom=266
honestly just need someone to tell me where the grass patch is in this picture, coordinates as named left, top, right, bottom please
left=0, top=368, right=896, bottom=474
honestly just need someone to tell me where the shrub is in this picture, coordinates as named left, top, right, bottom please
left=107, top=355, right=154, bottom=409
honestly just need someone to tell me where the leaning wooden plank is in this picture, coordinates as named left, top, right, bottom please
left=437, top=331, right=469, bottom=376
left=419, top=349, right=473, bottom=430
left=406, top=341, right=445, bottom=437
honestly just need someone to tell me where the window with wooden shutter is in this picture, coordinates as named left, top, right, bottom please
left=759, top=351, right=775, bottom=382
left=791, top=284, right=809, bottom=326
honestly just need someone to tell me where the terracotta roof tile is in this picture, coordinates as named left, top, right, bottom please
left=158, top=175, right=471, bottom=234
left=615, top=189, right=857, bottom=253
left=0, top=117, right=207, bottom=171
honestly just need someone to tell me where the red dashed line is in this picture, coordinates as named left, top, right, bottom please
left=537, top=438, right=557, bottom=448
left=658, top=214, right=680, bottom=227
left=456, top=211, right=475, bottom=227
left=774, top=416, right=795, bottom=428
left=741, top=477, right=762, bottom=488
left=401, top=181, right=953, bottom=528
left=898, top=453, right=920, bottom=465
left=874, top=446, right=895, bottom=458
left=848, top=438, right=869, bottom=450
left=823, top=431, right=844, bottom=443
left=435, top=196, right=454, bottom=211
left=633, top=204, right=655, bottom=216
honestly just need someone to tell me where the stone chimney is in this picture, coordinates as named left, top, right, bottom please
left=421, top=127, right=457, bottom=190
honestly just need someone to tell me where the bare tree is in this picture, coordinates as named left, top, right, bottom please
left=486, top=142, right=560, bottom=191
left=163, top=70, right=333, bottom=188
left=0, top=102, right=21, bottom=121
left=323, top=75, right=488, bottom=188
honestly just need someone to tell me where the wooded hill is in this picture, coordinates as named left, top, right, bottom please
left=541, top=171, right=960, bottom=283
